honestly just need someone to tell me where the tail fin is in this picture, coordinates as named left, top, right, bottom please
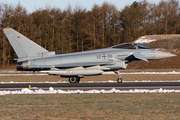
left=3, top=28, right=48, bottom=58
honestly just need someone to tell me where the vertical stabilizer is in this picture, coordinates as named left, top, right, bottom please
left=3, top=28, right=48, bottom=58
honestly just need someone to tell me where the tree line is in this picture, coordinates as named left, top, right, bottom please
left=0, top=0, right=180, bottom=68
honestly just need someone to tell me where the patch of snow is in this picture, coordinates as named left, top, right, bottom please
left=141, top=36, right=146, bottom=39
left=135, top=36, right=156, bottom=43
left=107, top=80, right=115, bottom=83
left=0, top=88, right=180, bottom=95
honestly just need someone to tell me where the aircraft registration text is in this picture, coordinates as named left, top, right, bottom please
left=96, top=54, right=113, bottom=59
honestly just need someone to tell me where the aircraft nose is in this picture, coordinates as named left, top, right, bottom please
left=154, top=50, right=177, bottom=60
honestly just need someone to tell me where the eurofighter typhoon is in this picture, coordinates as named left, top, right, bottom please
left=3, top=28, right=176, bottom=83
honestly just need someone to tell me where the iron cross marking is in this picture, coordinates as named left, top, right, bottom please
left=102, top=54, right=107, bottom=59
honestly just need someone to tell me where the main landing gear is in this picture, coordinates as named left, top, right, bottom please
left=69, top=77, right=80, bottom=83
left=68, top=72, right=123, bottom=83
left=115, top=71, right=123, bottom=83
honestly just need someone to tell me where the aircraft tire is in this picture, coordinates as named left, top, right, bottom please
left=117, top=78, right=123, bottom=83
left=69, top=77, right=78, bottom=83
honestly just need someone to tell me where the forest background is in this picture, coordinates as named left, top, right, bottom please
left=0, top=0, right=180, bottom=68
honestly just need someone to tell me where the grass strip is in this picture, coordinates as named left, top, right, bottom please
left=0, top=94, right=179, bottom=119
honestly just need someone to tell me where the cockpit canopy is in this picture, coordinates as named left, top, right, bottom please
left=112, top=42, right=151, bottom=49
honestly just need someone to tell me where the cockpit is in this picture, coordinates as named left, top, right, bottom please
left=112, top=42, right=151, bottom=49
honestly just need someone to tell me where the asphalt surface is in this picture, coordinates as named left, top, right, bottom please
left=0, top=82, right=180, bottom=90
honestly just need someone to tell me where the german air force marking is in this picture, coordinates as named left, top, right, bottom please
left=96, top=54, right=112, bottom=59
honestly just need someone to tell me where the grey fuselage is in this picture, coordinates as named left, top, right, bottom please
left=18, top=44, right=155, bottom=73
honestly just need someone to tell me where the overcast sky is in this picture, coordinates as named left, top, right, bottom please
left=2, top=0, right=163, bottom=13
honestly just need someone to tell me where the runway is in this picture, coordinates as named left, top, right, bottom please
left=0, top=82, right=180, bottom=90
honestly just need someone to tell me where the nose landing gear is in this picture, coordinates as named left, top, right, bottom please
left=115, top=71, right=123, bottom=83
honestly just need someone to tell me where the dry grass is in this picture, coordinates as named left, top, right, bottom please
left=0, top=69, right=180, bottom=83
left=0, top=74, right=180, bottom=83
left=0, top=69, right=180, bottom=119
left=0, top=94, right=180, bottom=119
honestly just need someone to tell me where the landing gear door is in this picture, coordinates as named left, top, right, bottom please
left=115, top=61, right=128, bottom=69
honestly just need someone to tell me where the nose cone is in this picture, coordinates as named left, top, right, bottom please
left=154, top=50, right=177, bottom=60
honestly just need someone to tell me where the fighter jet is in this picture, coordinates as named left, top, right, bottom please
left=3, top=28, right=176, bottom=83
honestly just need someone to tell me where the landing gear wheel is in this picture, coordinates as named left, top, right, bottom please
left=117, top=78, right=123, bottom=83
left=69, top=77, right=77, bottom=83
left=69, top=77, right=80, bottom=83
